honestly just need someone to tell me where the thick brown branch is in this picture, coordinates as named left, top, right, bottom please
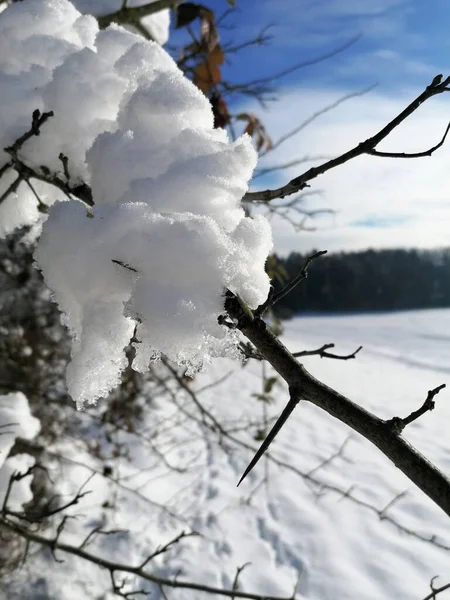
left=225, top=294, right=450, bottom=516
left=98, top=0, right=181, bottom=29
left=244, top=75, right=450, bottom=203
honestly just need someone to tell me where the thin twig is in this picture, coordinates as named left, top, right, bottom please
left=4, top=110, right=94, bottom=207
left=368, top=121, right=450, bottom=158
left=252, top=156, right=331, bottom=180
left=232, top=35, right=361, bottom=90
left=264, top=84, right=377, bottom=156
left=385, top=384, right=446, bottom=434
left=422, top=577, right=450, bottom=600
left=378, top=491, right=408, bottom=519
left=112, top=259, right=139, bottom=273
left=80, top=527, right=128, bottom=550
left=293, top=343, right=363, bottom=361
left=0, top=174, right=23, bottom=205
left=0, top=517, right=295, bottom=600
left=58, top=153, right=70, bottom=181
left=305, top=436, right=353, bottom=478
left=0, top=161, right=12, bottom=179
left=256, top=251, right=327, bottom=316
left=139, top=530, right=199, bottom=569
left=5, top=109, right=54, bottom=155
left=231, top=563, right=251, bottom=600
left=25, top=178, right=47, bottom=213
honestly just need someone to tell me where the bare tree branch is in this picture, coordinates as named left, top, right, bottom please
left=263, top=84, right=378, bottom=157
left=0, top=161, right=11, bottom=179
left=385, top=384, right=446, bottom=434
left=223, top=26, right=273, bottom=55
left=6, top=109, right=54, bottom=154
left=4, top=471, right=94, bottom=523
left=292, top=343, right=363, bottom=361
left=422, top=577, right=450, bottom=600
left=244, top=75, right=450, bottom=203
left=368, top=121, right=450, bottom=158
left=139, top=530, right=199, bottom=569
left=80, top=526, right=128, bottom=550
left=305, top=436, right=353, bottom=478
left=231, top=562, right=251, bottom=600
left=252, top=156, right=331, bottom=180
left=0, top=518, right=296, bottom=600
left=229, top=35, right=362, bottom=92
left=158, top=355, right=449, bottom=547
left=98, top=0, right=182, bottom=29
left=256, top=250, right=327, bottom=317
left=225, top=292, right=450, bottom=516
left=2, top=110, right=94, bottom=207
left=0, top=174, right=23, bottom=205
left=378, top=490, right=408, bottom=519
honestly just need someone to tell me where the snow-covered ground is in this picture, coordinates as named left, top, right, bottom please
left=4, top=308, right=450, bottom=600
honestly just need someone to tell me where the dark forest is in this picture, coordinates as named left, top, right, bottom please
left=272, top=248, right=450, bottom=316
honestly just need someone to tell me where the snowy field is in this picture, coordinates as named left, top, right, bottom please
left=3, top=307, right=450, bottom=600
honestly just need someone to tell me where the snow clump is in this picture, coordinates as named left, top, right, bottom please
left=0, top=0, right=272, bottom=407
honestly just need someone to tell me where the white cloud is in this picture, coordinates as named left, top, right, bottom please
left=336, top=48, right=436, bottom=83
left=257, top=0, right=413, bottom=49
left=250, top=84, right=450, bottom=255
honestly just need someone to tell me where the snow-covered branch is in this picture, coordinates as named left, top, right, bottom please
left=0, top=0, right=273, bottom=407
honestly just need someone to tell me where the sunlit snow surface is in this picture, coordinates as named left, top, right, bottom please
left=4, top=309, right=450, bottom=600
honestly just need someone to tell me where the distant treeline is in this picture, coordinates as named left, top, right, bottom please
left=271, top=248, right=450, bottom=317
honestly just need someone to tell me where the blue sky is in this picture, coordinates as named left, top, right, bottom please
left=206, top=0, right=448, bottom=90
left=170, top=1, right=450, bottom=255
